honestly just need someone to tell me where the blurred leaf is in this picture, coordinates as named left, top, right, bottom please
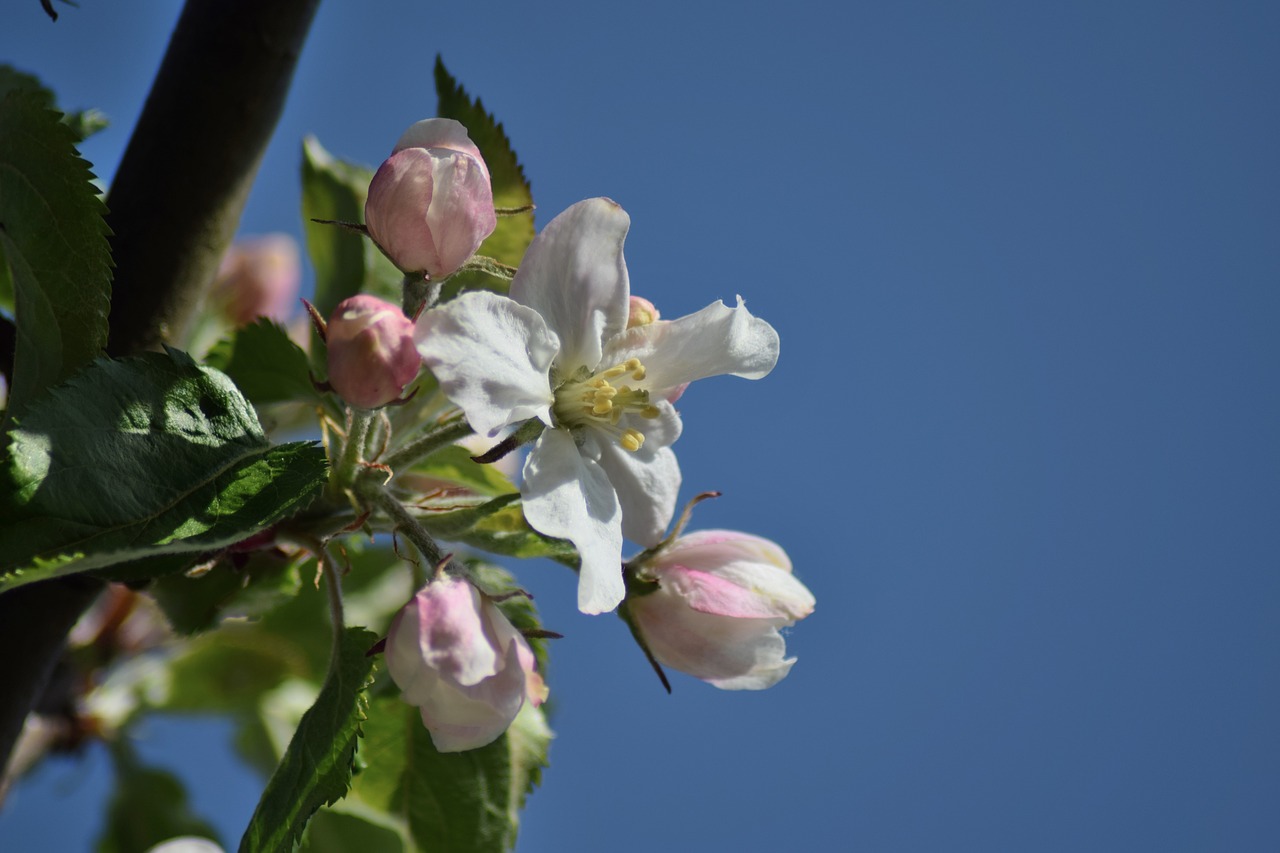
left=418, top=494, right=579, bottom=566
left=150, top=550, right=303, bottom=636
left=299, top=804, right=410, bottom=853
left=205, top=318, right=321, bottom=405
left=408, top=443, right=518, bottom=498
left=0, top=349, right=327, bottom=589
left=239, top=627, right=378, bottom=853
left=97, top=743, right=222, bottom=853
left=0, top=65, right=55, bottom=109
left=434, top=57, right=535, bottom=298
left=344, top=696, right=551, bottom=853
left=0, top=83, right=111, bottom=416
left=301, top=137, right=402, bottom=324
left=62, top=108, right=109, bottom=141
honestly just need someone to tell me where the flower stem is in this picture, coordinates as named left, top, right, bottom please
left=382, top=414, right=472, bottom=473
left=364, top=484, right=458, bottom=578
left=402, top=273, right=442, bottom=318
left=331, top=408, right=375, bottom=497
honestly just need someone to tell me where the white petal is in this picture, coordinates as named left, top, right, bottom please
left=604, top=296, right=779, bottom=399
left=510, top=198, right=630, bottom=374
left=590, top=409, right=682, bottom=547
left=521, top=430, right=625, bottom=614
left=632, top=591, right=796, bottom=690
left=393, top=117, right=490, bottom=182
left=416, top=291, right=558, bottom=437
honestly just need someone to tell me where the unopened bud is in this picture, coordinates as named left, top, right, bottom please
left=365, top=118, right=497, bottom=280
left=626, top=295, right=660, bottom=328
left=213, top=234, right=301, bottom=325
left=386, top=576, right=547, bottom=752
left=325, top=295, right=420, bottom=408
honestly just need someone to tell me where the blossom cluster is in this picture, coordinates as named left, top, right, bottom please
left=324, top=118, right=814, bottom=751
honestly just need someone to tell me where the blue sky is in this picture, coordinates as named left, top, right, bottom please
left=3, top=1, right=1280, bottom=850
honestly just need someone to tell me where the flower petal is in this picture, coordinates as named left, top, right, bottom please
left=416, top=291, right=558, bottom=437
left=590, top=408, right=682, bottom=547
left=510, top=198, right=630, bottom=374
left=630, top=590, right=796, bottom=690
left=604, top=296, right=779, bottom=399
left=425, top=151, right=497, bottom=277
left=521, top=429, right=625, bottom=614
left=417, top=640, right=527, bottom=752
left=393, top=117, right=490, bottom=182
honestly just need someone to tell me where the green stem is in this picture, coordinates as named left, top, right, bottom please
left=402, top=274, right=442, bottom=319
left=360, top=484, right=472, bottom=587
left=381, top=414, right=472, bottom=473
left=331, top=409, right=375, bottom=497
left=320, top=548, right=346, bottom=671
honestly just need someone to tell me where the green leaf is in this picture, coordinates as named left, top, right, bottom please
left=205, top=318, right=321, bottom=405
left=0, top=84, right=111, bottom=417
left=434, top=57, right=535, bottom=298
left=299, top=805, right=411, bottom=853
left=409, top=443, right=518, bottom=498
left=0, top=65, right=55, bottom=110
left=0, top=349, right=327, bottom=589
left=97, top=743, right=222, bottom=853
left=301, top=136, right=403, bottom=322
left=344, top=697, right=551, bottom=853
left=419, top=494, right=579, bottom=566
left=239, top=627, right=378, bottom=853
left=150, top=549, right=303, bottom=636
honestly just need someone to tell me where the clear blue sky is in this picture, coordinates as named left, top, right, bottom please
left=4, top=1, right=1280, bottom=850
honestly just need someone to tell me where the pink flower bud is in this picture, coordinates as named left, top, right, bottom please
left=386, top=577, right=548, bottom=752
left=627, top=530, right=814, bottom=690
left=213, top=234, right=301, bottom=325
left=626, top=295, right=661, bottom=328
left=325, top=295, right=420, bottom=408
left=364, top=118, right=497, bottom=279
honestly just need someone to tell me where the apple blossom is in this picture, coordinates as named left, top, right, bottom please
left=626, top=530, right=814, bottom=690
left=385, top=576, right=548, bottom=752
left=415, top=198, right=780, bottom=614
left=364, top=118, right=497, bottom=279
left=212, top=233, right=300, bottom=325
left=326, top=295, right=420, bottom=409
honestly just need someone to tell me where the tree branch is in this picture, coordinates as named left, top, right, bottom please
left=105, top=0, right=322, bottom=354
left=0, top=0, right=322, bottom=775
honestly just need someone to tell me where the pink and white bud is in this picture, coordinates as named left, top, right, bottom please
left=325, top=295, right=420, bottom=409
left=386, top=576, right=548, bottom=752
left=365, top=118, right=497, bottom=279
left=213, top=234, right=301, bottom=325
left=627, top=530, right=814, bottom=690
left=626, top=295, right=661, bottom=328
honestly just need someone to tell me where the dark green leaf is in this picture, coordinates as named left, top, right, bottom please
left=418, top=495, right=579, bottom=566
left=239, top=627, right=378, bottom=853
left=0, top=65, right=55, bottom=110
left=0, top=85, right=111, bottom=417
left=205, top=318, right=321, bottom=405
left=97, top=744, right=222, bottom=853
left=301, top=137, right=402, bottom=323
left=434, top=57, right=535, bottom=298
left=0, top=349, right=327, bottom=589
left=345, top=697, right=551, bottom=853
left=150, top=549, right=303, bottom=636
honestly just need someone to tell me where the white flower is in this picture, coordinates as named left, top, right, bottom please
left=415, top=198, right=779, bottom=614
